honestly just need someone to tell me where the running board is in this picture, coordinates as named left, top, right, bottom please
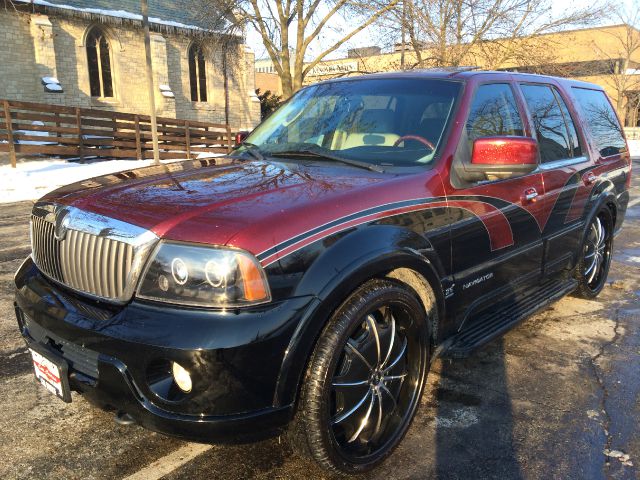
left=442, top=278, right=578, bottom=359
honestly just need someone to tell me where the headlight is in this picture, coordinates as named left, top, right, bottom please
left=137, top=242, right=271, bottom=307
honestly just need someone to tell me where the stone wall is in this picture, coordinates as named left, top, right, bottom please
left=0, top=9, right=260, bottom=129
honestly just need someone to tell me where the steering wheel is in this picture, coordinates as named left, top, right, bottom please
left=393, top=135, right=435, bottom=151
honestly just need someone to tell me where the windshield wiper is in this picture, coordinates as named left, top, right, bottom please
left=270, top=149, right=384, bottom=173
left=234, top=142, right=265, bottom=161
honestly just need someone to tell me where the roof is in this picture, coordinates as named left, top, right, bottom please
left=14, top=0, right=218, bottom=32
left=310, top=68, right=604, bottom=90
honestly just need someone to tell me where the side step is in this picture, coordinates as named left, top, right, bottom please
left=442, top=277, right=577, bottom=359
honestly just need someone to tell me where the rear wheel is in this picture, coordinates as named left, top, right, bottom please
left=289, top=278, right=431, bottom=474
left=573, top=208, right=613, bottom=299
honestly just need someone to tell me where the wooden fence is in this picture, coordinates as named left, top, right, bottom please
left=0, top=99, right=234, bottom=167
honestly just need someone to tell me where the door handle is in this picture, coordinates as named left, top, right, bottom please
left=583, top=171, right=597, bottom=185
left=522, top=187, right=538, bottom=203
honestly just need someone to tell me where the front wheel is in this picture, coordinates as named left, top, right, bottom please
left=289, top=278, right=431, bottom=474
left=573, top=207, right=613, bottom=299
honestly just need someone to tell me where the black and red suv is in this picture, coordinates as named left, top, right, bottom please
left=14, top=70, right=631, bottom=474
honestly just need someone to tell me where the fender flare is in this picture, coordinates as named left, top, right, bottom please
left=272, top=224, right=446, bottom=408
left=577, top=182, right=618, bottom=253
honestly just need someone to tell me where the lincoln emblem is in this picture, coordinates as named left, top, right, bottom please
left=53, top=208, right=69, bottom=241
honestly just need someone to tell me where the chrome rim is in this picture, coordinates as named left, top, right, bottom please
left=583, top=215, right=609, bottom=289
left=329, top=304, right=423, bottom=459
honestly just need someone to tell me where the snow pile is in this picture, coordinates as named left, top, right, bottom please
left=13, top=0, right=204, bottom=31
left=0, top=158, right=182, bottom=204
left=628, top=139, right=640, bottom=158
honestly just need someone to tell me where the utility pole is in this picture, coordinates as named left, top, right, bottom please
left=223, top=48, right=230, bottom=127
left=141, top=0, right=160, bottom=165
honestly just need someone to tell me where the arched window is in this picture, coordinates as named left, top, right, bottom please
left=86, top=27, right=114, bottom=98
left=188, top=44, right=207, bottom=102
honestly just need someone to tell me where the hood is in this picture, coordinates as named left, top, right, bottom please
left=42, top=158, right=437, bottom=256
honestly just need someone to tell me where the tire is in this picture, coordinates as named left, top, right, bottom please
left=289, top=278, right=432, bottom=474
left=573, top=207, right=613, bottom=299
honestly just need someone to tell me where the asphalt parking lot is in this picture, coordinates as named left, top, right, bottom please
left=1, top=160, right=639, bottom=480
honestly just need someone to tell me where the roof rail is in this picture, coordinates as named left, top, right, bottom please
left=415, top=66, right=481, bottom=76
left=444, top=66, right=481, bottom=76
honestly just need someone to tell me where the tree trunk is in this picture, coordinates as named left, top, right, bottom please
left=281, top=72, right=294, bottom=98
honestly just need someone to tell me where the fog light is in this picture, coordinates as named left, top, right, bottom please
left=172, top=361, right=192, bottom=393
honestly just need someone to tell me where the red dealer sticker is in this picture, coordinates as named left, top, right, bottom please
left=30, top=348, right=70, bottom=402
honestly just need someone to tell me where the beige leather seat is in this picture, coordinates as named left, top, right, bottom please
left=332, top=109, right=399, bottom=150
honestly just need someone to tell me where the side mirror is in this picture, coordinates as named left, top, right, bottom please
left=235, top=131, right=249, bottom=146
left=459, top=136, right=538, bottom=181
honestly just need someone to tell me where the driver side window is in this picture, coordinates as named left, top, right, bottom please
left=452, top=83, right=530, bottom=186
left=466, top=84, right=524, bottom=144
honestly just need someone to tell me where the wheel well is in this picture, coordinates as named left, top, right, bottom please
left=606, top=201, right=617, bottom=227
left=385, top=267, right=441, bottom=347
left=280, top=266, right=444, bottom=410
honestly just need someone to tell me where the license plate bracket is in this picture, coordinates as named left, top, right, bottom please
left=29, top=345, right=72, bottom=403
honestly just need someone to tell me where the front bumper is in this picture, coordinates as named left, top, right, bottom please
left=14, top=258, right=317, bottom=442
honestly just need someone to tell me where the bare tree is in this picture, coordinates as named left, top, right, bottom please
left=590, top=2, right=640, bottom=126
left=196, top=0, right=399, bottom=97
left=386, top=0, right=609, bottom=70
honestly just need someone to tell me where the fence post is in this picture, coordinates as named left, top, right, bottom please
left=185, top=121, right=191, bottom=158
left=225, top=124, right=232, bottom=154
left=55, top=112, right=61, bottom=139
left=134, top=115, right=142, bottom=160
left=75, top=108, right=84, bottom=162
left=3, top=100, right=17, bottom=168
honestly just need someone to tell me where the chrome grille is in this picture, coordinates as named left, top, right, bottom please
left=30, top=203, right=158, bottom=303
left=60, top=229, right=134, bottom=298
left=31, top=215, right=64, bottom=280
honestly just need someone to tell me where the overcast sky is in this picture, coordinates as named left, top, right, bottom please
left=247, top=0, right=637, bottom=62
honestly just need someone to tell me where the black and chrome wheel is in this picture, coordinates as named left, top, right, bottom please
left=290, top=278, right=432, bottom=474
left=574, top=208, right=613, bottom=299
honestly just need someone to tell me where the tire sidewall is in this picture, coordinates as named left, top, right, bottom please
left=575, top=207, right=614, bottom=298
left=304, top=279, right=431, bottom=474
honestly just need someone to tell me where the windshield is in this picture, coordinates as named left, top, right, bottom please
left=236, top=78, right=461, bottom=167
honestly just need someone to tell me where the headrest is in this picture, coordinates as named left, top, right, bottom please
left=353, top=109, right=394, bottom=133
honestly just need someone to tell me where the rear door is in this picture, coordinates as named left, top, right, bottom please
left=517, top=82, right=592, bottom=276
left=448, top=82, right=545, bottom=324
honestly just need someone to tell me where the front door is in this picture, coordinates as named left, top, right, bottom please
left=448, top=82, right=545, bottom=326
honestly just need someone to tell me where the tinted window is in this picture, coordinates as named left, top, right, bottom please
left=555, top=91, right=582, bottom=158
left=521, top=84, right=573, bottom=162
left=466, top=84, right=523, bottom=142
left=572, top=88, right=627, bottom=157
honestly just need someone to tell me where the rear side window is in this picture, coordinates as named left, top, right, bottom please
left=466, top=84, right=524, bottom=142
left=520, top=84, right=582, bottom=162
left=572, top=88, right=627, bottom=157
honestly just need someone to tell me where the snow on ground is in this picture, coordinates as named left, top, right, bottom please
left=628, top=139, right=640, bottom=158
left=0, top=158, right=184, bottom=204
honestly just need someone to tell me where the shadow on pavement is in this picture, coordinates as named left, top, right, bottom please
left=435, top=338, right=523, bottom=479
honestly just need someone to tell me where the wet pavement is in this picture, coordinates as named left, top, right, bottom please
left=1, top=161, right=639, bottom=480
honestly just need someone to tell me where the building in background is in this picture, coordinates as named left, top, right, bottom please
left=255, top=24, right=640, bottom=128
left=255, top=57, right=283, bottom=96
left=0, top=0, right=261, bottom=129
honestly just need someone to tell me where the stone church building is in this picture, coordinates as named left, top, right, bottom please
left=0, top=0, right=261, bottom=130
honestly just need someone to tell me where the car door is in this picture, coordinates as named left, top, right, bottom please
left=448, top=82, right=545, bottom=325
left=517, top=82, right=592, bottom=276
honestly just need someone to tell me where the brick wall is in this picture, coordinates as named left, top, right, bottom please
left=0, top=9, right=260, bottom=129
